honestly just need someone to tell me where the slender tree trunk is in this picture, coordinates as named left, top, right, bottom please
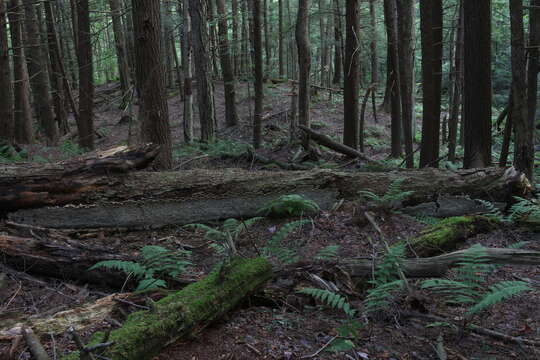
left=206, top=0, right=219, bottom=78
left=253, top=0, right=264, bottom=148
left=396, top=0, right=414, bottom=168
left=448, top=1, right=463, bottom=163
left=332, top=0, right=342, bottom=85
left=180, top=1, right=193, bottom=143
left=296, top=0, right=311, bottom=149
left=76, top=0, right=94, bottom=150
left=419, top=0, right=442, bottom=168
left=499, top=91, right=513, bottom=167
left=231, top=0, right=240, bottom=76
left=108, top=0, right=132, bottom=107
left=510, top=0, right=532, bottom=181
left=463, top=0, right=492, bottom=168
left=264, top=0, right=271, bottom=75
left=342, top=0, right=360, bottom=149
left=527, top=0, right=540, bottom=173
left=7, top=0, right=33, bottom=144
left=369, top=0, right=378, bottom=86
left=384, top=0, right=401, bottom=158
left=189, top=0, right=216, bottom=142
left=132, top=0, right=172, bottom=169
left=216, top=0, right=239, bottom=127
left=22, top=0, right=58, bottom=145
left=318, top=0, right=327, bottom=87
left=162, top=1, right=174, bottom=88
left=44, top=0, right=69, bottom=135
left=0, top=0, right=14, bottom=145
left=278, top=0, right=284, bottom=77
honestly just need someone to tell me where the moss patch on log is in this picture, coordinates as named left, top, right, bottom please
left=397, top=216, right=499, bottom=257
left=63, top=257, right=273, bottom=360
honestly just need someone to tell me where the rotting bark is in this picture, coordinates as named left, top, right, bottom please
left=394, top=216, right=500, bottom=257
left=62, top=257, right=273, bottom=360
left=4, top=166, right=529, bottom=229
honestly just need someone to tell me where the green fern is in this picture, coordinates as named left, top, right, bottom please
left=89, top=246, right=191, bottom=291
left=263, top=220, right=309, bottom=263
left=475, top=199, right=506, bottom=222
left=421, top=244, right=532, bottom=319
left=315, top=245, right=340, bottom=261
left=298, top=288, right=356, bottom=317
left=363, top=244, right=407, bottom=314
left=259, top=194, right=320, bottom=218
left=413, top=215, right=442, bottom=225
left=358, top=178, right=414, bottom=210
left=509, top=196, right=540, bottom=222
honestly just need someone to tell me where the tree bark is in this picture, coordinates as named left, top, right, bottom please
left=396, top=0, right=414, bottom=168
left=368, top=0, right=378, bottom=86
left=216, top=0, right=239, bottom=127
left=419, top=0, right=442, bottom=168
left=296, top=0, right=311, bottom=149
left=108, top=0, right=132, bottom=107
left=253, top=0, right=264, bottom=148
left=132, top=0, right=172, bottom=169
left=448, top=1, right=464, bottom=163
left=4, top=166, right=529, bottom=230
left=332, top=0, right=342, bottom=85
left=343, top=0, right=360, bottom=149
left=7, top=0, right=33, bottom=144
left=527, top=0, right=540, bottom=144
left=189, top=0, right=216, bottom=142
left=278, top=0, right=284, bottom=77
left=463, top=0, right=492, bottom=168
left=22, top=0, right=58, bottom=146
left=76, top=0, right=94, bottom=150
left=181, top=0, right=193, bottom=143
left=0, top=0, right=14, bottom=145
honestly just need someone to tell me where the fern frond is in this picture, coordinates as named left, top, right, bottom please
left=467, top=281, right=532, bottom=316
left=259, top=194, right=320, bottom=217
left=267, top=219, right=310, bottom=248
left=299, top=288, right=356, bottom=317
left=315, top=245, right=340, bottom=260
left=475, top=199, right=504, bottom=221
left=364, top=279, right=405, bottom=313
left=89, top=260, right=147, bottom=278
left=135, top=277, right=167, bottom=291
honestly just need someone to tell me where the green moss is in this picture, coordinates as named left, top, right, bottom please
left=396, top=216, right=499, bottom=256
left=64, top=257, right=272, bottom=360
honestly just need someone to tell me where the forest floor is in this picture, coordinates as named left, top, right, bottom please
left=2, top=81, right=540, bottom=359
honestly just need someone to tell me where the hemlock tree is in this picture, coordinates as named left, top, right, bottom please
left=253, top=0, right=264, bottom=148
left=132, top=0, right=172, bottom=169
left=296, top=0, right=311, bottom=149
left=343, top=0, right=360, bottom=150
left=419, top=0, right=442, bottom=168
left=0, top=0, right=14, bottom=145
left=77, top=0, right=94, bottom=150
left=463, top=0, right=492, bottom=168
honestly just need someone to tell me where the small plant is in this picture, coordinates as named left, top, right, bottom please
left=263, top=219, right=310, bottom=264
left=60, top=140, right=86, bottom=157
left=0, top=145, right=25, bottom=163
left=173, top=139, right=251, bottom=160
left=475, top=199, right=506, bottom=222
left=315, top=245, right=340, bottom=261
left=89, top=245, right=192, bottom=291
left=358, top=178, right=414, bottom=212
left=185, top=217, right=264, bottom=256
left=508, top=196, right=540, bottom=223
left=259, top=194, right=320, bottom=218
left=298, top=288, right=356, bottom=317
left=413, top=215, right=442, bottom=225
left=421, top=244, right=532, bottom=324
left=363, top=244, right=408, bottom=314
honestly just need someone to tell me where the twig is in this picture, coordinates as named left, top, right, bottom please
left=22, top=327, right=52, bottom=360
left=113, top=298, right=150, bottom=310
left=300, top=335, right=339, bottom=358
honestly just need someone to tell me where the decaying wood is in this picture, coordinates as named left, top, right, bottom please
left=5, top=166, right=527, bottom=229
left=0, top=144, right=160, bottom=211
left=342, top=247, right=540, bottom=278
left=63, top=257, right=272, bottom=360
left=298, top=125, right=383, bottom=165
left=0, top=233, right=136, bottom=287
left=21, top=327, right=51, bottom=360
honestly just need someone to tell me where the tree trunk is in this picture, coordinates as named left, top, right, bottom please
left=384, top=0, right=401, bottom=158
left=332, top=0, right=342, bottom=85
left=396, top=0, right=414, bottom=168
left=419, top=0, right=442, bottom=168
left=181, top=0, right=193, bottom=143
left=463, top=0, right=492, bottom=168
left=22, top=0, right=58, bottom=146
left=527, top=1, right=540, bottom=145
left=132, top=0, right=172, bottom=170
left=7, top=0, right=33, bottom=144
left=264, top=0, right=271, bottom=74
left=510, top=0, right=532, bottom=182
left=4, top=165, right=528, bottom=229
left=0, top=0, right=14, bottom=145
left=253, top=0, right=264, bottom=148
left=296, top=0, right=311, bottom=150
left=447, top=1, right=464, bottom=163
left=189, top=0, right=216, bottom=142
left=44, top=0, right=69, bottom=135
left=343, top=0, right=360, bottom=149
left=108, top=0, right=132, bottom=107
left=278, top=0, right=284, bottom=77
left=76, top=0, right=94, bottom=150
left=369, top=0, right=378, bottom=87
left=216, top=0, right=239, bottom=127
left=231, top=0, right=240, bottom=76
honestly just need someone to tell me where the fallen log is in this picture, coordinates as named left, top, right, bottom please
left=0, top=144, right=160, bottom=211
left=396, top=216, right=500, bottom=257
left=63, top=257, right=272, bottom=360
left=6, top=166, right=528, bottom=229
left=298, top=125, right=383, bottom=165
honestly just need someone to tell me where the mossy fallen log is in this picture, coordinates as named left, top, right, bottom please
left=396, top=216, right=500, bottom=256
left=63, top=257, right=273, bottom=360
